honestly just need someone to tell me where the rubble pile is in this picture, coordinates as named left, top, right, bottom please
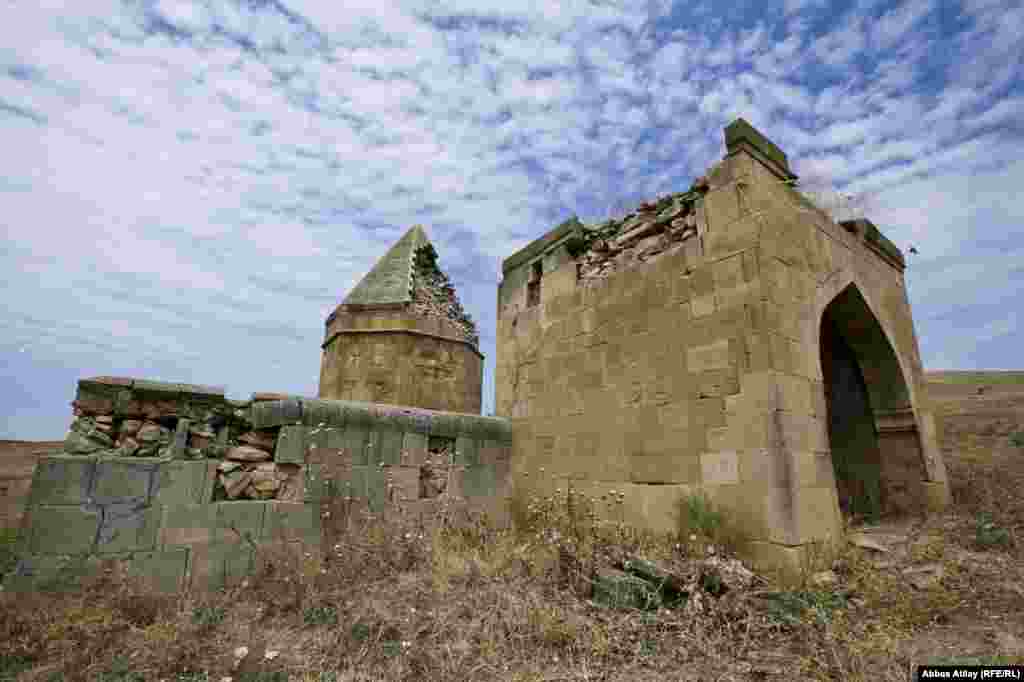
left=572, top=178, right=710, bottom=283
left=63, top=382, right=304, bottom=502
left=410, top=243, right=479, bottom=347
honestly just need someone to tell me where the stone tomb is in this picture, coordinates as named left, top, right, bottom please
left=496, top=118, right=949, bottom=574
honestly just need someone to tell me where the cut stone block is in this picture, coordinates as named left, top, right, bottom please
left=216, top=501, right=268, bottom=546
left=189, top=543, right=255, bottom=592
left=153, top=460, right=216, bottom=506
left=158, top=503, right=216, bottom=548
left=132, top=379, right=180, bottom=396
left=170, top=418, right=190, bottom=458
left=455, top=436, right=479, bottom=467
left=428, top=413, right=461, bottom=438
left=27, top=456, right=96, bottom=506
left=3, top=554, right=100, bottom=593
left=301, top=399, right=347, bottom=428
left=275, top=426, right=308, bottom=465
left=701, top=450, right=740, bottom=486
left=95, top=502, right=159, bottom=554
left=687, top=339, right=732, bottom=372
left=340, top=426, right=370, bottom=466
left=303, top=462, right=327, bottom=504
left=92, top=459, right=160, bottom=504
left=458, top=463, right=496, bottom=499
left=375, top=428, right=404, bottom=466
left=250, top=398, right=302, bottom=429
left=23, top=505, right=101, bottom=555
left=262, top=501, right=320, bottom=545
left=401, top=431, right=428, bottom=466
left=126, top=548, right=190, bottom=593
left=175, top=383, right=225, bottom=398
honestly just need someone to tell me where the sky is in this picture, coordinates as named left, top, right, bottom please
left=2, top=0, right=1022, bottom=440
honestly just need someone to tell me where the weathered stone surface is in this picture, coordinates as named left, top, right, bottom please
left=410, top=240, right=479, bottom=346
left=277, top=464, right=305, bottom=502
left=64, top=431, right=107, bottom=455
left=250, top=399, right=301, bottom=429
left=226, top=445, right=272, bottom=462
left=137, top=423, right=170, bottom=444
left=120, top=419, right=142, bottom=436
left=222, top=470, right=254, bottom=499
left=274, top=425, right=308, bottom=465
left=239, top=431, right=277, bottom=451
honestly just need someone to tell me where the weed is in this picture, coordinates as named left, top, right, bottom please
left=0, top=528, right=22, bottom=583
left=190, top=605, right=226, bottom=627
left=302, top=604, right=338, bottom=627
left=0, top=653, right=35, bottom=682
left=761, top=589, right=849, bottom=628
left=675, top=491, right=757, bottom=557
left=975, top=512, right=1012, bottom=549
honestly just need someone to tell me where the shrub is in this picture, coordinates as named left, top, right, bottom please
left=675, top=492, right=756, bottom=557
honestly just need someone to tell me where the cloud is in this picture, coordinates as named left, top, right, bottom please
left=1, top=0, right=1022, bottom=438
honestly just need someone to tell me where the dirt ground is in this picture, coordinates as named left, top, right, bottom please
left=0, top=440, right=62, bottom=530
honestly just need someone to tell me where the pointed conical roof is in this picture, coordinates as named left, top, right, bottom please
left=342, top=224, right=431, bottom=306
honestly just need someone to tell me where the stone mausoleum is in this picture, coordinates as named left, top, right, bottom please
left=9, top=119, right=950, bottom=590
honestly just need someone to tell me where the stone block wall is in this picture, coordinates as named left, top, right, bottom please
left=7, top=376, right=511, bottom=593
left=496, top=119, right=949, bottom=576
left=319, top=308, right=484, bottom=414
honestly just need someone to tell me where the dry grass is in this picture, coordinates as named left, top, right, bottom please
left=3, top=382, right=1024, bottom=680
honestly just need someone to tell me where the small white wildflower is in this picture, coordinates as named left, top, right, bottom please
left=264, top=650, right=280, bottom=661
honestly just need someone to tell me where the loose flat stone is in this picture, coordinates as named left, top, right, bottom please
left=226, top=445, right=272, bottom=462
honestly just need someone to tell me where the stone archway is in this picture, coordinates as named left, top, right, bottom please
left=819, top=283, right=928, bottom=522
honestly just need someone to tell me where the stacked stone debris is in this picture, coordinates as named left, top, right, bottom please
left=64, top=378, right=304, bottom=502
left=570, top=176, right=710, bottom=283
left=410, top=242, right=479, bottom=347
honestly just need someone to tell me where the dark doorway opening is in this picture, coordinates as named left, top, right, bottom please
left=819, top=284, right=928, bottom=525
left=820, top=312, right=883, bottom=523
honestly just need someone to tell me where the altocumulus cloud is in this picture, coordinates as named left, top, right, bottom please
left=1, top=0, right=1022, bottom=438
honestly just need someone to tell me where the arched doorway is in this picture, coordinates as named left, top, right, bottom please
left=819, top=284, right=927, bottom=523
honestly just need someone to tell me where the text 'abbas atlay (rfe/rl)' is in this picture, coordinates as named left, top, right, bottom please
left=917, top=665, right=1023, bottom=680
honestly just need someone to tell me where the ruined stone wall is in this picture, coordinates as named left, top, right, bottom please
left=7, top=376, right=510, bottom=593
left=496, top=179, right=731, bottom=535
left=497, top=120, right=948, bottom=575
left=410, top=242, right=479, bottom=347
